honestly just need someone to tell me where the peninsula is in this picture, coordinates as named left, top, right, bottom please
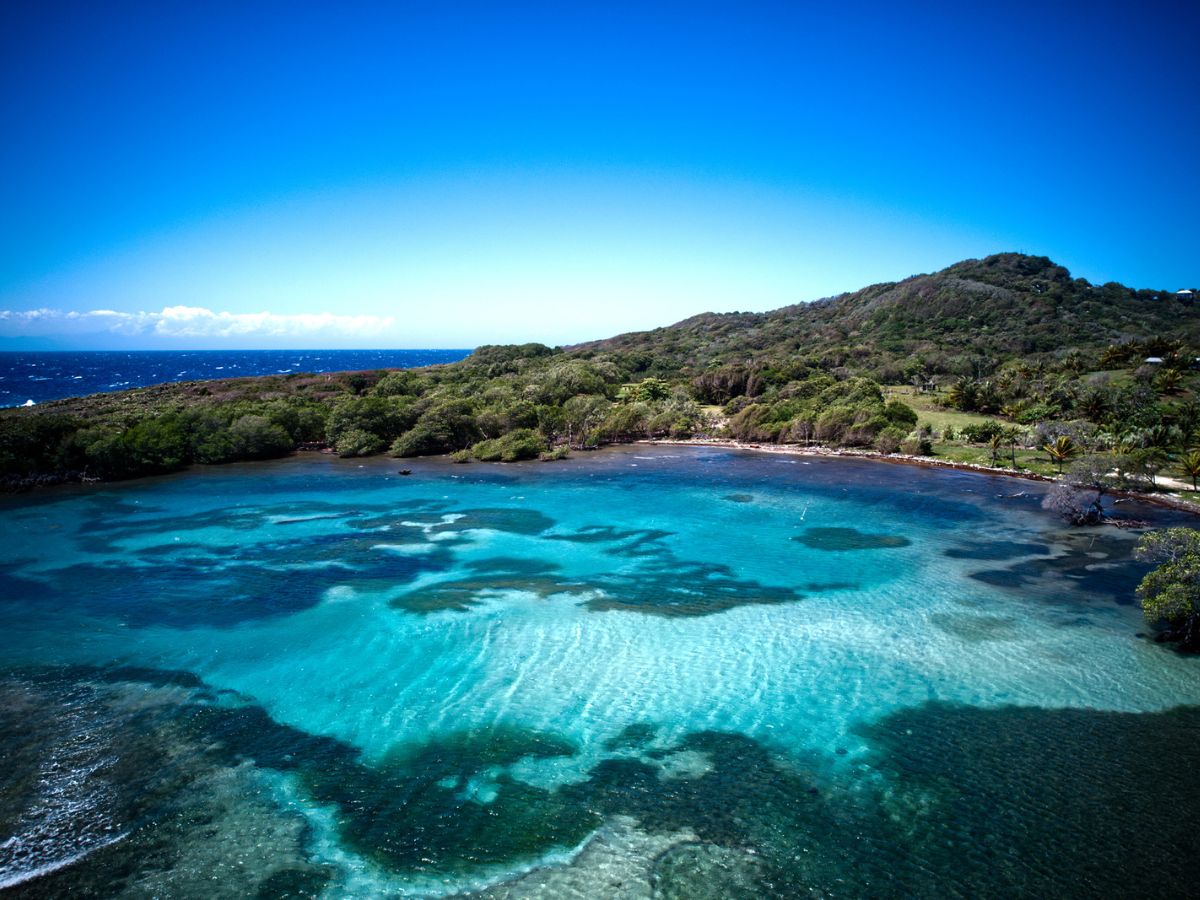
left=3, top=253, right=1197, bottom=499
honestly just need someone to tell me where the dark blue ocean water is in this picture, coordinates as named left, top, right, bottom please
left=0, top=349, right=472, bottom=407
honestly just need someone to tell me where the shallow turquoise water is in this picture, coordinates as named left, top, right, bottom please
left=1, top=446, right=1198, bottom=897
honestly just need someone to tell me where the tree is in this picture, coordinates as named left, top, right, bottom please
left=336, top=428, right=385, bottom=458
left=562, top=394, right=609, bottom=448
left=618, top=378, right=671, bottom=403
left=1171, top=400, right=1200, bottom=447
left=988, top=434, right=1003, bottom=466
left=123, top=415, right=191, bottom=473
left=1002, top=425, right=1024, bottom=468
left=976, top=380, right=1001, bottom=413
left=1076, top=386, right=1111, bottom=423
left=1135, top=528, right=1200, bottom=651
left=1179, top=450, right=1200, bottom=491
left=327, top=396, right=417, bottom=446
left=883, top=399, right=919, bottom=428
left=945, top=376, right=978, bottom=411
left=471, top=429, right=545, bottom=462
left=1042, top=435, right=1081, bottom=473
left=600, top=402, right=650, bottom=442
left=228, top=415, right=292, bottom=459
left=372, top=370, right=428, bottom=398
left=1131, top=447, right=1166, bottom=487
left=1154, top=368, right=1184, bottom=394
left=1041, top=454, right=1122, bottom=525
left=387, top=399, right=482, bottom=458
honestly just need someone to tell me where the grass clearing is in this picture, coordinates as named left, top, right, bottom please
left=884, top=386, right=1004, bottom=433
left=930, top=443, right=1059, bottom=476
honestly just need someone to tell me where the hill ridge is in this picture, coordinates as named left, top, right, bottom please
left=569, top=252, right=1197, bottom=380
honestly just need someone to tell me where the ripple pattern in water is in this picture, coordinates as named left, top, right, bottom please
left=1, top=446, right=1198, bottom=897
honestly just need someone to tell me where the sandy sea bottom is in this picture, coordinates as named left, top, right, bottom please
left=1, top=446, right=1198, bottom=898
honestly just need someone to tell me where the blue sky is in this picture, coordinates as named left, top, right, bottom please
left=1, top=1, right=1197, bottom=349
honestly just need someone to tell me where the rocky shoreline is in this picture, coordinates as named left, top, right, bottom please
left=5, top=439, right=1199, bottom=521
left=640, top=438, right=1200, bottom=518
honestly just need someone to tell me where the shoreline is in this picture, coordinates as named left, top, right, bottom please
left=639, top=438, right=1200, bottom=516
left=6, top=437, right=1200, bottom=519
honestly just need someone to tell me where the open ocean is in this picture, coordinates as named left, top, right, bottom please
left=0, top=349, right=472, bottom=407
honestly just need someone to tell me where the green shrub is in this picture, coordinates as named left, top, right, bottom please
left=372, top=370, right=428, bottom=398
left=227, top=415, right=292, bottom=459
left=388, top=400, right=481, bottom=457
left=472, top=429, right=545, bottom=462
left=1013, top=402, right=1061, bottom=425
left=959, top=420, right=1006, bottom=443
left=263, top=399, right=328, bottom=442
left=875, top=425, right=907, bottom=454
left=123, top=415, right=191, bottom=472
left=900, top=432, right=933, bottom=455
left=0, top=413, right=85, bottom=475
left=336, top=428, right=385, bottom=458
left=191, top=421, right=239, bottom=464
left=883, top=399, right=919, bottom=428
left=327, top=396, right=418, bottom=446
left=79, top=427, right=135, bottom=478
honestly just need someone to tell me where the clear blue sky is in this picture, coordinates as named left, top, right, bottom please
left=1, top=0, right=1197, bottom=349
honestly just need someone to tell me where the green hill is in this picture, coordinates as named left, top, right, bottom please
left=573, top=253, right=1199, bottom=381
left=4, top=252, right=1199, bottom=487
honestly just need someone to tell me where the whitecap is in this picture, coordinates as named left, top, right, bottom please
left=0, top=831, right=129, bottom=890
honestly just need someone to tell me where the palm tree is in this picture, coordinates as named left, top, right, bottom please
left=1099, top=345, right=1126, bottom=368
left=988, top=434, right=1003, bottom=467
left=1134, top=447, right=1167, bottom=487
left=976, top=381, right=1001, bottom=414
left=945, top=377, right=977, bottom=412
left=1172, top=400, right=1200, bottom=448
left=1003, top=426, right=1023, bottom=468
left=1179, top=450, right=1200, bottom=492
left=1146, top=424, right=1182, bottom=452
left=1155, top=368, right=1184, bottom=395
left=1076, top=387, right=1110, bottom=422
left=1043, top=435, right=1081, bottom=474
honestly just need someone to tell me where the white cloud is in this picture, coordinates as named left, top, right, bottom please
left=0, top=306, right=395, bottom=340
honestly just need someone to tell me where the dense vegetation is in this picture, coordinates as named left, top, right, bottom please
left=1136, top=529, right=1200, bottom=651
left=574, top=253, right=1200, bottom=381
left=3, top=253, right=1199, bottom=493
left=0, top=346, right=714, bottom=484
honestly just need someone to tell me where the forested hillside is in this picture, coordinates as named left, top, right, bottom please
left=574, top=253, right=1200, bottom=381
left=3, top=253, right=1198, bottom=489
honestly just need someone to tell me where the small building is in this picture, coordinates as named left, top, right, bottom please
left=1144, top=357, right=1164, bottom=364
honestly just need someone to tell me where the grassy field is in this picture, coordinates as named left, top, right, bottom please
left=883, top=386, right=1001, bottom=433
left=929, top=443, right=1059, bottom=476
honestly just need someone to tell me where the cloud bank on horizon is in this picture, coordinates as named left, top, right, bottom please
left=0, top=306, right=394, bottom=344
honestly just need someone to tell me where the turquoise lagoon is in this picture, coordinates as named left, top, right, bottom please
left=1, top=445, right=1198, bottom=897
